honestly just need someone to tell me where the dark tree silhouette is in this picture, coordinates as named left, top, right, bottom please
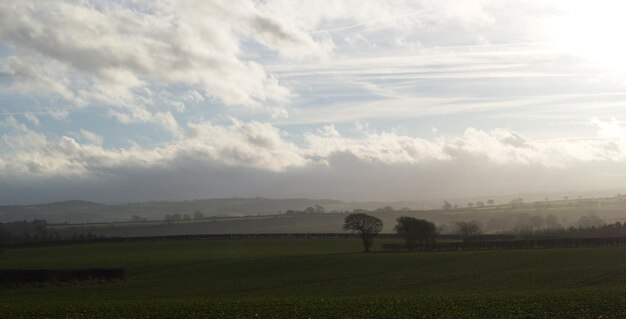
left=487, top=199, right=495, bottom=206
left=343, top=213, right=383, bottom=252
left=455, top=221, right=482, bottom=240
left=442, top=201, right=452, bottom=210
left=394, top=217, right=437, bottom=250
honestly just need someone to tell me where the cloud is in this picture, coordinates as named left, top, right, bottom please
left=2, top=117, right=626, bottom=178
left=1, top=56, right=84, bottom=105
left=590, top=116, right=624, bottom=139
left=2, top=1, right=626, bottom=204
left=0, top=0, right=309, bottom=112
left=80, top=129, right=103, bottom=146
left=0, top=1, right=516, bottom=114
left=304, top=124, right=450, bottom=165
left=23, top=112, right=40, bottom=126
left=2, top=116, right=626, bottom=203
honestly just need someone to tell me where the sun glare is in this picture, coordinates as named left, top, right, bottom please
left=554, top=1, right=626, bottom=68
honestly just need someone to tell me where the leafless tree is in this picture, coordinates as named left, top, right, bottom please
left=343, top=213, right=383, bottom=252
left=455, top=221, right=482, bottom=240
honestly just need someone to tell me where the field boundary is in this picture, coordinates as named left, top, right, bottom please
left=2, top=233, right=624, bottom=251
left=0, top=268, right=125, bottom=286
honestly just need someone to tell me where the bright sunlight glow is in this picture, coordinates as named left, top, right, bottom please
left=554, top=1, right=626, bottom=68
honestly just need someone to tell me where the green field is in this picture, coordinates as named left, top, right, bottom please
left=1, top=239, right=624, bottom=318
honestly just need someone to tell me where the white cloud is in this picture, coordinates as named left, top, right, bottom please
left=1, top=115, right=48, bottom=149
left=0, top=1, right=529, bottom=116
left=1, top=56, right=84, bottom=105
left=80, top=129, right=103, bottom=146
left=2, top=118, right=626, bottom=179
left=590, top=117, right=624, bottom=139
left=2, top=117, right=626, bottom=202
left=0, top=0, right=309, bottom=112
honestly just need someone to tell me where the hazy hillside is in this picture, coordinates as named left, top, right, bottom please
left=0, top=198, right=363, bottom=223
left=2, top=190, right=625, bottom=224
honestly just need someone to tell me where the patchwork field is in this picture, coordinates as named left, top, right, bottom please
left=0, top=239, right=624, bottom=318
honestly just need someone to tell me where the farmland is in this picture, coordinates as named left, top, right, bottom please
left=1, top=239, right=624, bottom=318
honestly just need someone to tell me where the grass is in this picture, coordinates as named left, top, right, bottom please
left=0, top=239, right=624, bottom=318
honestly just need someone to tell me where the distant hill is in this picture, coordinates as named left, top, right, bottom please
left=3, top=189, right=624, bottom=224
left=0, top=198, right=375, bottom=223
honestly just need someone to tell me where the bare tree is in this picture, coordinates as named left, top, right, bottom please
left=442, top=201, right=452, bottom=210
left=455, top=221, right=482, bottom=240
left=343, top=213, right=383, bottom=252
left=394, top=217, right=437, bottom=250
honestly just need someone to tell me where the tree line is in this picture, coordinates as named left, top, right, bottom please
left=342, top=213, right=626, bottom=252
left=343, top=213, right=436, bottom=252
left=0, top=220, right=104, bottom=246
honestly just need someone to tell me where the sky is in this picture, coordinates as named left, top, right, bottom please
left=2, top=0, right=626, bottom=204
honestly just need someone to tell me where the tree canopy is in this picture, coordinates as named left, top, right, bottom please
left=394, top=217, right=437, bottom=250
left=343, top=213, right=383, bottom=252
left=455, top=221, right=482, bottom=240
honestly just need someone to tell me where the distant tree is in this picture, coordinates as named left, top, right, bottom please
left=183, top=214, right=191, bottom=220
left=467, top=202, right=474, bottom=208
left=394, top=217, right=437, bottom=250
left=486, top=217, right=508, bottom=232
left=510, top=197, right=524, bottom=208
left=313, top=205, right=326, bottom=214
left=545, top=214, right=561, bottom=229
left=455, top=221, right=482, bottom=240
left=193, top=211, right=204, bottom=220
left=563, top=196, right=569, bottom=200
left=375, top=206, right=395, bottom=213
left=576, top=215, right=605, bottom=228
left=442, top=201, right=452, bottom=210
left=304, top=207, right=316, bottom=214
left=475, top=201, right=485, bottom=208
left=487, top=199, right=495, bottom=206
left=343, top=213, right=383, bottom=252
left=530, top=215, right=544, bottom=230
left=514, top=213, right=533, bottom=232
left=130, top=215, right=145, bottom=222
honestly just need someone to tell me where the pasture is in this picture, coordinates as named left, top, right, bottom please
left=0, top=239, right=624, bottom=318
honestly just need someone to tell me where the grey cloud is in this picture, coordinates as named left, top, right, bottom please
left=3, top=150, right=626, bottom=205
